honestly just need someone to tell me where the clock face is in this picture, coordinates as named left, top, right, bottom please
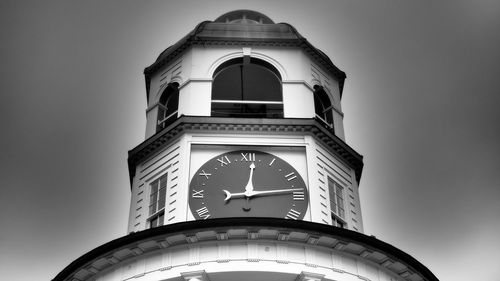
left=189, top=150, right=309, bottom=220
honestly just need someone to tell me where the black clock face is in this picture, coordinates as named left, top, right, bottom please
left=189, top=150, right=309, bottom=220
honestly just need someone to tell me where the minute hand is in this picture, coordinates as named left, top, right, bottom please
left=249, top=188, right=303, bottom=197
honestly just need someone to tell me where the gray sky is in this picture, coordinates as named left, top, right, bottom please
left=1, top=1, right=499, bottom=280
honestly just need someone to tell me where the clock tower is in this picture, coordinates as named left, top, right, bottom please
left=54, top=10, right=438, bottom=281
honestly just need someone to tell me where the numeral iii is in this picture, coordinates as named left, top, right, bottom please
left=285, top=209, right=301, bottom=220
left=293, top=191, right=305, bottom=201
left=196, top=207, right=211, bottom=219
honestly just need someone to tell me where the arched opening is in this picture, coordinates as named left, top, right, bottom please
left=313, top=85, right=334, bottom=130
left=211, top=57, right=283, bottom=118
left=157, top=82, right=179, bottom=132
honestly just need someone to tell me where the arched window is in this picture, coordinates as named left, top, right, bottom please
left=211, top=58, right=283, bottom=118
left=157, top=82, right=179, bottom=132
left=313, top=85, right=334, bottom=129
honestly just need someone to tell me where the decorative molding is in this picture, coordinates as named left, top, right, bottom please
left=128, top=116, right=363, bottom=184
left=305, top=247, right=317, bottom=267
left=131, top=247, right=143, bottom=255
left=217, top=244, right=229, bottom=263
left=276, top=244, right=288, bottom=264
left=334, top=242, right=347, bottom=250
left=247, top=243, right=259, bottom=262
left=216, top=232, right=228, bottom=240
left=242, top=47, right=251, bottom=56
left=188, top=247, right=200, bottom=265
left=381, top=259, right=394, bottom=268
left=331, top=267, right=344, bottom=273
left=107, top=256, right=119, bottom=264
left=357, top=275, right=371, bottom=281
left=360, top=250, right=372, bottom=258
left=53, top=218, right=436, bottom=281
left=248, top=232, right=259, bottom=240
left=296, top=271, right=324, bottom=281
left=181, top=270, right=209, bottom=281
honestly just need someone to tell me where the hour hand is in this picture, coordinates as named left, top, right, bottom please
left=223, top=190, right=246, bottom=201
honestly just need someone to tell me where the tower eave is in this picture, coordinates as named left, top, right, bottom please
left=127, top=116, right=363, bottom=187
left=52, top=218, right=438, bottom=281
left=143, top=21, right=346, bottom=103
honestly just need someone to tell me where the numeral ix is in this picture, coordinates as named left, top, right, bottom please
left=192, top=189, right=204, bottom=198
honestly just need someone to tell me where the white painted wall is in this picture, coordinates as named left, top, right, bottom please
left=282, top=82, right=314, bottom=118
left=143, top=45, right=346, bottom=139
left=132, top=43, right=360, bottom=232
left=128, top=131, right=362, bottom=233
left=90, top=239, right=405, bottom=281
left=177, top=80, right=212, bottom=117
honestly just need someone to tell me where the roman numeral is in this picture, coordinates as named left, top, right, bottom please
left=240, top=152, right=255, bottom=162
left=285, top=172, right=297, bottom=181
left=196, top=207, right=211, bottom=219
left=217, top=156, right=231, bottom=166
left=199, top=170, right=211, bottom=179
left=293, top=190, right=305, bottom=201
left=285, top=209, right=301, bottom=220
left=192, top=189, right=204, bottom=198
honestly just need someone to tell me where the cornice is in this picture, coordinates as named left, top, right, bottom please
left=52, top=218, right=439, bottom=281
left=143, top=20, right=346, bottom=102
left=145, top=37, right=345, bottom=81
left=127, top=116, right=363, bottom=184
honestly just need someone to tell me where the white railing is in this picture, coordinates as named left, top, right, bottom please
left=211, top=99, right=283, bottom=105
left=157, top=111, right=178, bottom=129
left=315, top=114, right=334, bottom=130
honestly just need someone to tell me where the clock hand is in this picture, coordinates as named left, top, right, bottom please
left=249, top=188, right=304, bottom=197
left=223, top=162, right=257, bottom=202
left=244, top=163, right=255, bottom=195
left=222, top=190, right=246, bottom=201
left=223, top=188, right=303, bottom=201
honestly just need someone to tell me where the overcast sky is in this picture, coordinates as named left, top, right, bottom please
left=1, top=1, right=499, bottom=281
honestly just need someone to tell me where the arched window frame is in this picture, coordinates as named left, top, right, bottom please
left=157, top=82, right=179, bottom=132
left=313, top=85, right=335, bottom=130
left=211, top=57, right=284, bottom=118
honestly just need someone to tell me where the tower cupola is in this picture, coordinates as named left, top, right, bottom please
left=128, top=10, right=363, bottom=232
left=54, top=10, right=438, bottom=281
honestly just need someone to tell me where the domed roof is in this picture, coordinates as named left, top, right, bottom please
left=144, top=10, right=346, bottom=101
left=214, top=10, right=274, bottom=24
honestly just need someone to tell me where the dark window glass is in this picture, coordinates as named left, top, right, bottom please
left=212, top=58, right=283, bottom=118
left=332, top=217, right=345, bottom=228
left=212, top=65, right=242, bottom=101
left=148, top=173, right=168, bottom=228
left=157, top=83, right=179, bottom=132
left=151, top=217, right=158, bottom=228
left=328, top=177, right=346, bottom=227
left=314, top=85, right=334, bottom=128
left=211, top=103, right=283, bottom=118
